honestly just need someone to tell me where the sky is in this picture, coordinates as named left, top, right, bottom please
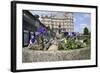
left=73, top=13, right=91, bottom=33
left=29, top=10, right=91, bottom=33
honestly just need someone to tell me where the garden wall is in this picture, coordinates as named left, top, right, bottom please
left=22, top=47, right=90, bottom=62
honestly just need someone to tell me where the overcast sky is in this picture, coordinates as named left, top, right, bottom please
left=29, top=10, right=91, bottom=33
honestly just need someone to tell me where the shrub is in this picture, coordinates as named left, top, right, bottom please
left=65, top=38, right=75, bottom=49
left=65, top=38, right=84, bottom=50
left=58, top=37, right=88, bottom=51
left=58, top=43, right=65, bottom=50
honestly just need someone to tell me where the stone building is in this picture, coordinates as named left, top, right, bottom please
left=23, top=10, right=55, bottom=47
left=23, top=10, right=41, bottom=46
left=41, top=12, right=74, bottom=35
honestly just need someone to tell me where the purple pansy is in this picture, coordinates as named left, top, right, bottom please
left=64, top=32, right=69, bottom=36
left=34, top=31, right=40, bottom=36
left=30, top=27, right=47, bottom=45
left=71, top=32, right=77, bottom=40
left=31, top=37, right=36, bottom=43
left=72, top=32, right=76, bottom=36
left=38, top=26, right=46, bottom=35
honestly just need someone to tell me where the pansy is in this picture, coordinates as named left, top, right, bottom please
left=72, top=32, right=76, bottom=36
left=64, top=32, right=69, bottom=36
left=34, top=31, right=40, bottom=36
left=38, top=26, right=46, bottom=35
left=31, top=37, right=36, bottom=43
left=71, top=32, right=77, bottom=40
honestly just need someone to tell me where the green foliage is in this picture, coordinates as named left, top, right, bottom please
left=75, top=41, right=84, bottom=48
left=83, top=27, right=89, bottom=35
left=66, top=38, right=77, bottom=49
left=41, top=36, right=46, bottom=51
left=58, top=43, right=66, bottom=50
left=58, top=38, right=86, bottom=50
left=83, top=38, right=90, bottom=46
left=35, top=34, right=46, bottom=51
left=30, top=45, right=38, bottom=50
left=58, top=43, right=64, bottom=50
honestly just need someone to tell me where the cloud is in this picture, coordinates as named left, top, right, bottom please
left=80, top=23, right=90, bottom=32
left=73, top=18, right=76, bottom=22
left=83, top=14, right=90, bottom=18
left=81, top=23, right=88, bottom=28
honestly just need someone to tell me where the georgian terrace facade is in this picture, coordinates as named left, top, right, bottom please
left=41, top=13, right=74, bottom=35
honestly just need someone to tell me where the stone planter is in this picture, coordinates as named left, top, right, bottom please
left=22, top=47, right=90, bottom=63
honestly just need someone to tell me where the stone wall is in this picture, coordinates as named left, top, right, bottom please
left=22, top=47, right=90, bottom=63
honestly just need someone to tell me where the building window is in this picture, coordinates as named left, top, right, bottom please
left=23, top=30, right=29, bottom=46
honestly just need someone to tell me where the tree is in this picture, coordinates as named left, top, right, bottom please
left=83, top=27, right=89, bottom=35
